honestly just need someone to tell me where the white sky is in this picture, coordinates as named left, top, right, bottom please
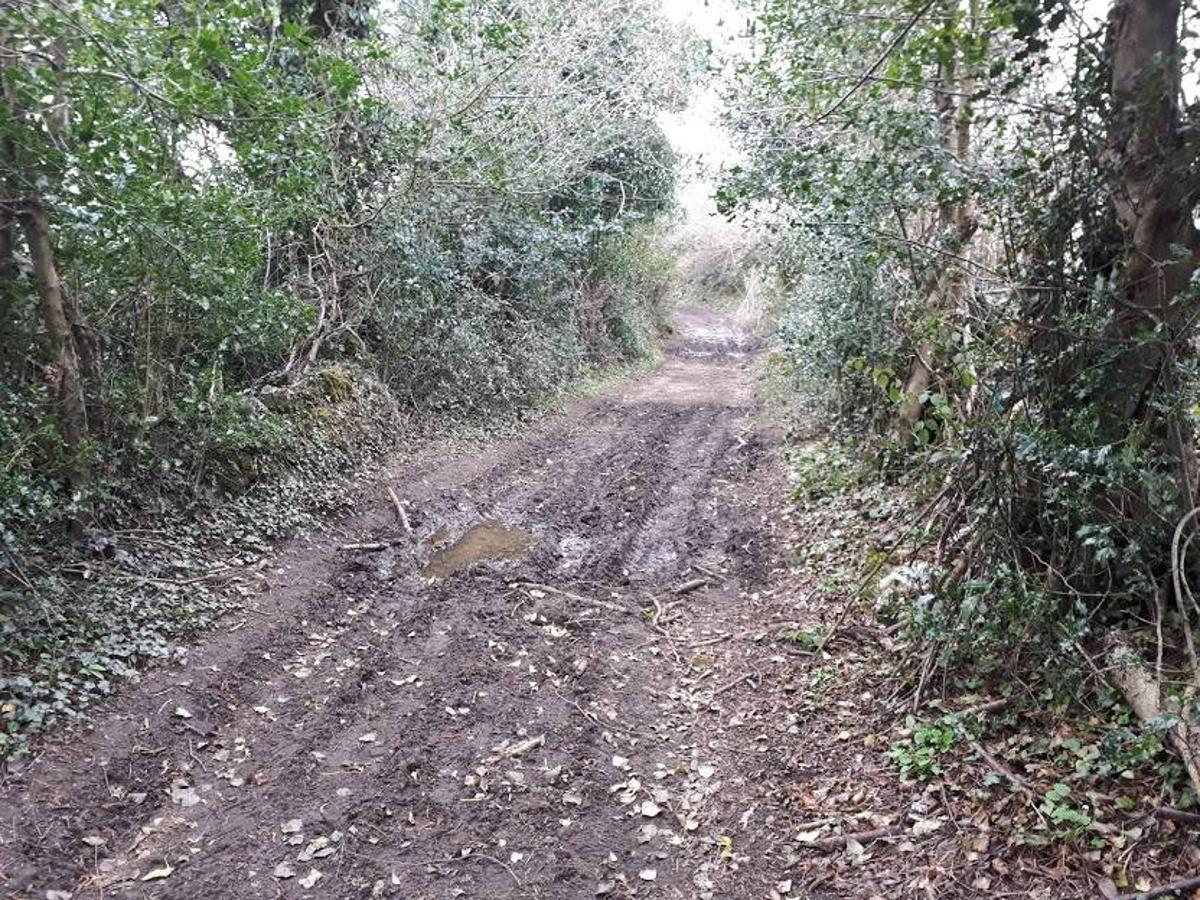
left=657, top=0, right=744, bottom=224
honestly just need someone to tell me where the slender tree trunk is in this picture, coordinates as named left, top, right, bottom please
left=1103, top=0, right=1200, bottom=506
left=0, top=209, right=15, bottom=327
left=894, top=2, right=978, bottom=446
left=0, top=45, right=18, bottom=349
left=20, top=200, right=90, bottom=493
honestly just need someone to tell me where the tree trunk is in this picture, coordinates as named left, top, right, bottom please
left=20, top=200, right=91, bottom=493
left=1103, top=0, right=1200, bottom=506
left=0, top=209, right=15, bottom=327
left=894, top=3, right=978, bottom=446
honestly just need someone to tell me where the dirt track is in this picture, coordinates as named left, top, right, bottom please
left=0, top=309, right=800, bottom=899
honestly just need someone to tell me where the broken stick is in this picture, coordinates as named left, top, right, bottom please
left=387, top=486, right=413, bottom=537
left=1116, top=874, right=1200, bottom=900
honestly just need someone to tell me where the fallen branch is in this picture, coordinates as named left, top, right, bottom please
left=1139, top=806, right=1200, bottom=828
left=674, top=577, right=709, bottom=595
left=1106, top=632, right=1200, bottom=801
left=712, top=671, right=757, bottom=698
left=956, top=697, right=1008, bottom=718
left=387, top=487, right=413, bottom=537
left=1116, top=874, right=1200, bottom=900
left=690, top=633, right=731, bottom=649
left=471, top=853, right=522, bottom=888
left=517, top=582, right=630, bottom=615
left=339, top=542, right=389, bottom=552
left=967, top=739, right=1033, bottom=797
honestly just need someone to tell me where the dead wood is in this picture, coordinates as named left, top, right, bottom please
left=387, top=487, right=413, bottom=537
left=517, top=581, right=631, bottom=615
left=1115, top=874, right=1200, bottom=900
left=1106, top=631, right=1200, bottom=801
left=1140, top=806, right=1200, bottom=828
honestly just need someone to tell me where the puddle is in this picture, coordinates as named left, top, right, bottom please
left=421, top=521, right=536, bottom=578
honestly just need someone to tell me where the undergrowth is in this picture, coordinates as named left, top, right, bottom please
left=779, top=433, right=1196, bottom=844
left=0, top=297, right=670, bottom=759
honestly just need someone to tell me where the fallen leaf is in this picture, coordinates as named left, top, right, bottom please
left=142, top=865, right=174, bottom=882
left=717, top=835, right=734, bottom=859
left=281, top=819, right=303, bottom=834
left=273, top=863, right=296, bottom=879
left=639, top=868, right=657, bottom=881
left=168, top=783, right=200, bottom=808
left=299, top=836, right=333, bottom=861
left=359, top=732, right=377, bottom=743
left=911, top=818, right=942, bottom=837
left=299, top=868, right=322, bottom=889
left=173, top=706, right=192, bottom=719
left=640, top=800, right=662, bottom=818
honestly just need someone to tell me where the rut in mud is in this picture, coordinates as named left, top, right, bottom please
left=0, top=308, right=788, bottom=899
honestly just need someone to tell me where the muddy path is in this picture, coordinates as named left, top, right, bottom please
left=0, top=307, right=801, bottom=899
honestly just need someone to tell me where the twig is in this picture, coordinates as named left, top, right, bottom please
left=387, top=487, right=413, bottom=538
left=472, top=852, right=522, bottom=887
left=651, top=595, right=667, bottom=624
left=187, top=739, right=208, bottom=774
left=712, top=671, right=757, bottom=698
left=338, top=542, right=388, bottom=552
left=808, top=0, right=937, bottom=126
left=1170, top=506, right=1200, bottom=677
left=967, top=739, right=1032, bottom=796
left=503, top=734, right=544, bottom=758
left=674, top=577, right=709, bottom=595
left=1116, top=875, right=1200, bottom=900
left=517, top=581, right=630, bottom=615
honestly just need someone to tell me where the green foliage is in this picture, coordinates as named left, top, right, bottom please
left=0, top=0, right=691, bottom=754
left=724, top=0, right=1200, bottom=706
left=0, top=0, right=688, bottom=534
left=890, top=714, right=961, bottom=780
left=1039, top=782, right=1094, bottom=837
left=776, top=624, right=827, bottom=651
left=786, top=442, right=864, bottom=504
